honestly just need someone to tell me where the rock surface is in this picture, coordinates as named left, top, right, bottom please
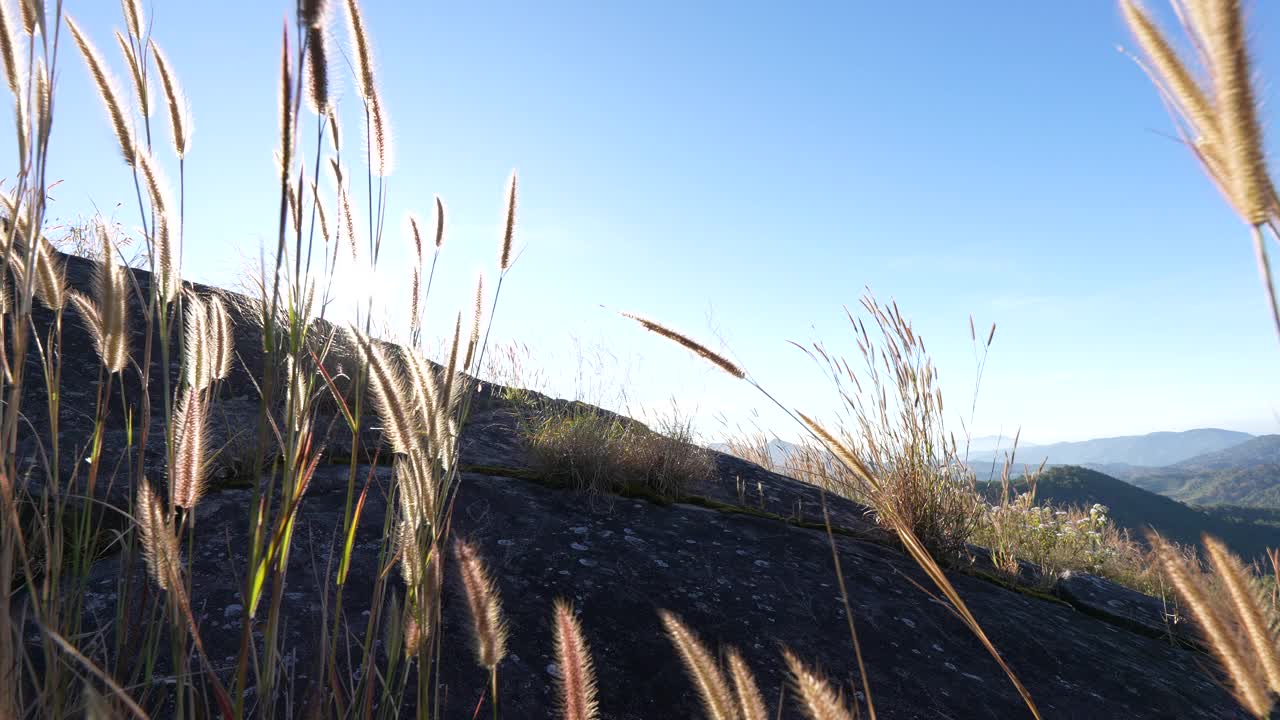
left=10, top=252, right=1252, bottom=718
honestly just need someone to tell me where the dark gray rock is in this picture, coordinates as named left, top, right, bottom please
left=9, top=252, right=1256, bottom=718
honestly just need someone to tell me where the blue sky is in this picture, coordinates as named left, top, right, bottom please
left=10, top=1, right=1280, bottom=444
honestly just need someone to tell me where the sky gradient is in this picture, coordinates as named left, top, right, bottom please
left=8, top=1, right=1280, bottom=444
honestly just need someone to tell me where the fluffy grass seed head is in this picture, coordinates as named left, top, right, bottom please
left=622, top=312, right=745, bottom=379
left=137, top=149, right=179, bottom=303
left=172, top=388, right=208, bottom=509
left=455, top=538, right=509, bottom=669
left=135, top=478, right=177, bottom=592
left=726, top=648, right=768, bottom=720
left=1151, top=532, right=1273, bottom=717
left=783, top=650, right=855, bottom=720
left=19, top=0, right=41, bottom=37
left=207, top=295, right=234, bottom=381
left=33, top=235, right=66, bottom=310
left=93, top=222, right=129, bottom=373
left=1120, top=0, right=1220, bottom=145
left=305, top=23, right=330, bottom=115
left=114, top=30, right=149, bottom=121
left=553, top=599, right=599, bottom=720
left=184, top=294, right=210, bottom=390
left=500, top=171, right=517, bottom=272
left=433, top=193, right=446, bottom=248
left=149, top=39, right=191, bottom=158
left=350, top=327, right=422, bottom=455
left=0, top=0, right=23, bottom=98
left=67, top=16, right=135, bottom=166
left=659, top=610, right=737, bottom=720
left=1203, top=0, right=1271, bottom=224
left=121, top=0, right=143, bottom=41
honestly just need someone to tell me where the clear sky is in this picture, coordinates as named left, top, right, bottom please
left=9, top=1, right=1280, bottom=444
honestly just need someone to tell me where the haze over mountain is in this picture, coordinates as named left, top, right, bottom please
left=1121, top=435, right=1280, bottom=509
left=969, top=428, right=1252, bottom=468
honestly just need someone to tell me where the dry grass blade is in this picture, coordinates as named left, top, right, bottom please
left=455, top=538, right=509, bottom=669
left=135, top=479, right=178, bottom=592
left=782, top=650, right=853, bottom=720
left=66, top=16, right=135, bottom=166
left=658, top=610, right=737, bottom=720
left=553, top=599, right=599, bottom=720
left=149, top=39, right=190, bottom=158
left=621, top=312, right=745, bottom=379
left=1202, top=535, right=1280, bottom=695
left=172, top=388, right=208, bottom=509
left=726, top=648, right=768, bottom=720
left=1151, top=532, right=1272, bottom=717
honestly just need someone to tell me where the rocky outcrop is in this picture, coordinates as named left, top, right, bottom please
left=10, top=252, right=1250, bottom=718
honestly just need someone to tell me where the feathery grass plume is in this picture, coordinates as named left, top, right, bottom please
left=342, top=0, right=392, bottom=174
left=172, top=388, right=208, bottom=509
left=1203, top=535, right=1280, bottom=695
left=726, top=649, right=768, bottom=720
left=433, top=194, right=446, bottom=248
left=464, top=272, right=483, bottom=371
left=184, top=294, right=210, bottom=390
left=149, top=40, right=190, bottom=158
left=1120, top=1, right=1220, bottom=145
left=135, top=479, right=178, bottom=592
left=1150, top=532, right=1272, bottom=717
left=121, top=0, right=143, bottom=42
left=0, top=0, right=22, bottom=98
left=67, top=291, right=101, bottom=339
left=299, top=0, right=328, bottom=29
left=18, top=0, right=40, bottom=36
left=33, top=235, right=66, bottom=310
left=552, top=600, right=599, bottom=720
left=658, top=610, right=736, bottom=720
left=455, top=538, right=509, bottom=669
left=407, top=212, right=422, bottom=334
left=67, top=16, right=135, bottom=166
left=32, top=56, right=49, bottom=143
left=402, top=347, right=453, bottom=467
left=137, top=150, right=179, bottom=302
left=350, top=327, right=422, bottom=454
left=332, top=163, right=358, bottom=259
left=393, top=454, right=434, bottom=531
left=114, top=32, right=148, bottom=122
left=305, top=24, right=329, bottom=114
left=327, top=106, right=341, bottom=153
left=783, top=650, right=854, bottom=720
left=94, top=222, right=129, bottom=373
left=1203, top=0, right=1270, bottom=224
left=206, top=295, right=233, bottom=380
left=500, top=171, right=517, bottom=272
left=279, top=22, right=293, bottom=178
left=621, top=312, right=746, bottom=379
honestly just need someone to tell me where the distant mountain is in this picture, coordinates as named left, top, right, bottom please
left=983, top=465, right=1280, bottom=559
left=970, top=428, right=1253, bottom=468
left=1122, top=435, right=1280, bottom=508
left=965, top=435, right=1038, bottom=454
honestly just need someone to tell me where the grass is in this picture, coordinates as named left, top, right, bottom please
left=525, top=404, right=715, bottom=501
left=1, top=0, right=1279, bottom=718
